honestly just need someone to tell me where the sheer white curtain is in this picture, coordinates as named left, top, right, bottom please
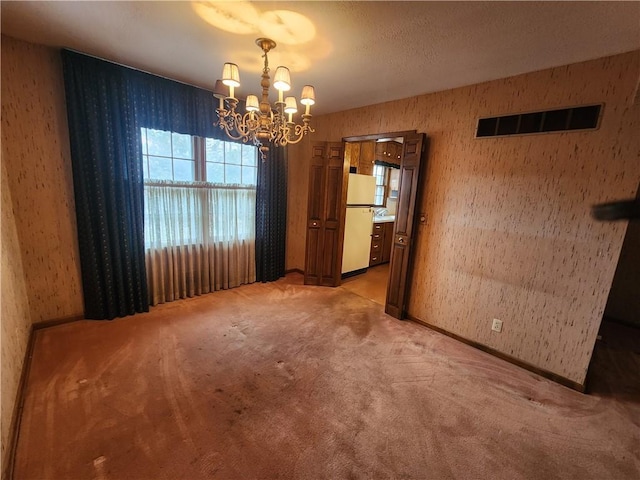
left=144, top=181, right=256, bottom=305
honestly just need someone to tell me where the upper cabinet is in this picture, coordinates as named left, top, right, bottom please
left=346, top=140, right=375, bottom=175
left=375, top=141, right=402, bottom=165
left=359, top=141, right=375, bottom=175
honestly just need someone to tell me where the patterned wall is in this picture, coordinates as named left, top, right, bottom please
left=0, top=161, right=32, bottom=468
left=287, top=51, right=640, bottom=385
left=1, top=36, right=84, bottom=324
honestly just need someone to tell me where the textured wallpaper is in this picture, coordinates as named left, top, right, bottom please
left=288, top=51, right=640, bottom=385
left=1, top=36, right=83, bottom=323
left=0, top=161, right=32, bottom=469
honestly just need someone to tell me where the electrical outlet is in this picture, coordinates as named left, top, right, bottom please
left=491, top=318, right=503, bottom=333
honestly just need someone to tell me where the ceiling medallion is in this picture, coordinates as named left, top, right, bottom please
left=214, top=37, right=315, bottom=160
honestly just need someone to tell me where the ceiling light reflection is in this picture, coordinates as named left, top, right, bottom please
left=192, top=1, right=316, bottom=46
left=192, top=1, right=260, bottom=35
left=258, top=10, right=316, bottom=45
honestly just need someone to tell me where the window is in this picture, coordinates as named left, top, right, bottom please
left=141, top=128, right=257, bottom=184
left=141, top=128, right=257, bottom=248
left=373, top=164, right=387, bottom=206
left=205, top=138, right=257, bottom=185
left=141, top=128, right=195, bottom=181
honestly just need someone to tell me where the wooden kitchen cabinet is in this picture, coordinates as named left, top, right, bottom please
left=375, top=141, right=402, bottom=166
left=370, top=221, right=394, bottom=266
left=345, top=142, right=361, bottom=171
left=381, top=222, right=394, bottom=263
left=358, top=141, right=375, bottom=175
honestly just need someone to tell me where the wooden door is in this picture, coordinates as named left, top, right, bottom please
left=304, top=142, right=348, bottom=286
left=385, top=133, right=426, bottom=318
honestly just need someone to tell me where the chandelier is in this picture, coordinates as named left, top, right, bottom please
left=214, top=38, right=316, bottom=160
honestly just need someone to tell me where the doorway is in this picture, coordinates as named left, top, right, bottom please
left=340, top=263, right=390, bottom=305
left=303, top=131, right=426, bottom=319
left=340, top=136, right=404, bottom=305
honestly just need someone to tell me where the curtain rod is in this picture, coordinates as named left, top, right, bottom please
left=62, top=48, right=215, bottom=94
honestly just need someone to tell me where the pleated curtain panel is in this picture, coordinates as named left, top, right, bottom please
left=256, top=144, right=287, bottom=282
left=145, top=181, right=256, bottom=306
left=61, top=50, right=286, bottom=319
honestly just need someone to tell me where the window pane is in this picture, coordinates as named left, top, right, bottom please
left=143, top=156, right=149, bottom=179
left=146, top=129, right=172, bottom=157
left=205, top=138, right=225, bottom=161
left=206, top=162, right=225, bottom=183
left=172, top=132, right=193, bottom=159
left=225, top=142, right=242, bottom=165
left=241, top=166, right=257, bottom=185
left=241, top=146, right=256, bottom=166
left=225, top=164, right=242, bottom=184
left=141, top=128, right=148, bottom=155
left=389, top=169, right=400, bottom=196
left=148, top=156, right=173, bottom=180
left=174, top=159, right=195, bottom=181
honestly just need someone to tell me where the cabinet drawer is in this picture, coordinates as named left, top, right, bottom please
left=373, top=223, right=383, bottom=232
left=372, top=233, right=382, bottom=240
left=371, top=242, right=381, bottom=251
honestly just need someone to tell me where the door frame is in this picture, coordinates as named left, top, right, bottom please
left=342, top=130, right=423, bottom=318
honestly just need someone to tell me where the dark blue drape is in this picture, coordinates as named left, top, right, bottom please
left=256, top=145, right=288, bottom=282
left=61, top=50, right=233, bottom=319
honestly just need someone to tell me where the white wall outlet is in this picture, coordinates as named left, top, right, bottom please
left=491, top=318, right=503, bottom=333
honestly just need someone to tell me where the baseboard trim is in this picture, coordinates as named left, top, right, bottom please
left=3, top=326, right=36, bottom=480
left=285, top=268, right=304, bottom=275
left=341, top=268, right=368, bottom=279
left=4, top=314, right=84, bottom=480
left=33, top=314, right=84, bottom=330
left=406, top=314, right=585, bottom=393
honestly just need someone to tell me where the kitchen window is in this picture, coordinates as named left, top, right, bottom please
left=373, top=164, right=386, bottom=206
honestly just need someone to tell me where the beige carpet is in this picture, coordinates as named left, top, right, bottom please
left=14, top=274, right=640, bottom=479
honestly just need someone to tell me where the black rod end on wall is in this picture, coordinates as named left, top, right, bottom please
left=591, top=199, right=639, bottom=221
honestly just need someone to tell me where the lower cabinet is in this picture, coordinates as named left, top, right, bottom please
left=370, top=222, right=394, bottom=266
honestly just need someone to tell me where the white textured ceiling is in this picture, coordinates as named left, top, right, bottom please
left=1, top=1, right=639, bottom=115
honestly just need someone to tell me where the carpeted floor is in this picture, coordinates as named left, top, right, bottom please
left=13, top=274, right=640, bottom=479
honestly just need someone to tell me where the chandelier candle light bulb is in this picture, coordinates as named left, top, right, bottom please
left=284, top=97, right=298, bottom=123
left=300, top=85, right=316, bottom=115
left=214, top=37, right=315, bottom=160
left=221, top=63, right=240, bottom=99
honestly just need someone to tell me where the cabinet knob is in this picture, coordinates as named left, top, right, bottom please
left=312, top=222, right=317, bottom=226
left=398, top=237, right=404, bottom=243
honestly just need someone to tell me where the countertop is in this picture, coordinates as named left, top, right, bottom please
left=374, top=215, right=396, bottom=223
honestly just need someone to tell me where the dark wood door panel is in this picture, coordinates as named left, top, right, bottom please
left=395, top=167, right=416, bottom=235
left=304, top=142, right=347, bottom=287
left=307, top=164, right=325, bottom=221
left=385, top=133, right=426, bottom=319
left=320, top=228, right=339, bottom=285
left=305, top=227, right=322, bottom=284
left=385, top=243, right=409, bottom=317
left=325, top=165, right=343, bottom=222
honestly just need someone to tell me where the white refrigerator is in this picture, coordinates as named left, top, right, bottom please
left=342, top=174, right=376, bottom=274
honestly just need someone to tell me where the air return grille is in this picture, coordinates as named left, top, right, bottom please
left=476, top=104, right=602, bottom=138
